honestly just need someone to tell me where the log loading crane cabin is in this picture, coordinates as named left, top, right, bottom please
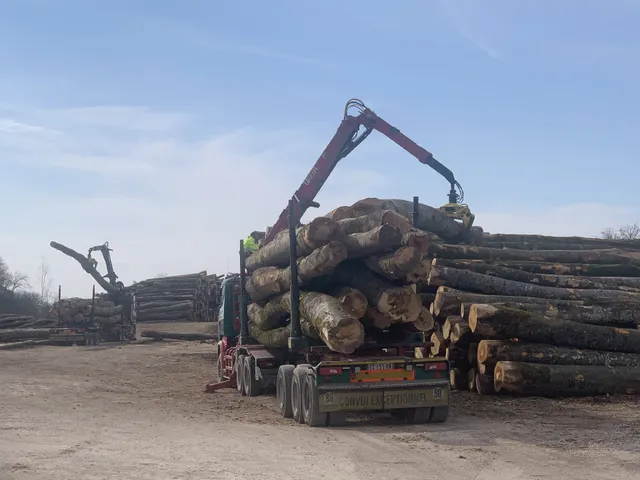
left=208, top=99, right=472, bottom=426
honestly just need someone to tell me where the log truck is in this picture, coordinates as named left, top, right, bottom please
left=208, top=98, right=472, bottom=426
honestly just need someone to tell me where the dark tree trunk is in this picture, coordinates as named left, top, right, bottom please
left=481, top=233, right=640, bottom=251
left=342, top=225, right=403, bottom=259
left=434, top=259, right=640, bottom=277
left=449, top=368, right=468, bottom=390
left=469, top=304, right=640, bottom=354
left=431, top=258, right=640, bottom=290
left=329, top=286, right=368, bottom=319
left=428, top=265, right=640, bottom=302
left=477, top=339, right=640, bottom=372
left=429, top=243, right=638, bottom=264
left=50, top=241, right=119, bottom=295
left=0, top=328, right=51, bottom=341
left=494, top=361, right=640, bottom=396
left=363, top=246, right=422, bottom=281
left=475, top=373, right=495, bottom=395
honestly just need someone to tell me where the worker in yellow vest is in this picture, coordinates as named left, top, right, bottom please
left=243, top=231, right=264, bottom=257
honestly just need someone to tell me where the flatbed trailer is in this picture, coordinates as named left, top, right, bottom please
left=207, top=199, right=451, bottom=426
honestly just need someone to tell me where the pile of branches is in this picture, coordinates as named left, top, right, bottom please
left=244, top=198, right=480, bottom=354
left=421, top=234, right=640, bottom=397
left=51, top=296, right=123, bottom=327
left=130, top=272, right=220, bottom=322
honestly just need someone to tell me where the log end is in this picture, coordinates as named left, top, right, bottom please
left=468, top=304, right=499, bottom=332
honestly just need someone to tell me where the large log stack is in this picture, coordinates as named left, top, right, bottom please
left=52, top=296, right=123, bottom=327
left=130, top=272, right=220, bottom=322
left=421, top=234, right=640, bottom=397
left=243, top=198, right=477, bottom=355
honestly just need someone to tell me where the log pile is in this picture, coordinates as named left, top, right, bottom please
left=0, top=314, right=58, bottom=346
left=130, top=272, right=220, bottom=322
left=0, top=313, right=57, bottom=330
left=244, top=198, right=476, bottom=354
left=421, top=233, right=640, bottom=397
left=51, top=296, right=123, bottom=327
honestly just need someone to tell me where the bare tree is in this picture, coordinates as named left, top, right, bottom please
left=38, top=257, right=54, bottom=304
left=601, top=223, right=640, bottom=240
left=155, top=272, right=168, bottom=278
left=5, top=271, right=30, bottom=293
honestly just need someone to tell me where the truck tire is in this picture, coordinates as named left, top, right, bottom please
left=291, top=365, right=311, bottom=424
left=404, top=407, right=431, bottom=424
left=302, top=371, right=327, bottom=427
left=236, top=354, right=247, bottom=396
left=277, top=365, right=295, bottom=418
left=243, top=355, right=262, bottom=397
left=428, top=405, right=449, bottom=423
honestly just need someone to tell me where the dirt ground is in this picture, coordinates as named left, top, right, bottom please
left=1, top=322, right=639, bottom=480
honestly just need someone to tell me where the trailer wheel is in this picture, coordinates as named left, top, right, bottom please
left=404, top=407, right=431, bottom=424
left=243, top=355, right=262, bottom=397
left=277, top=365, right=295, bottom=418
left=291, top=365, right=310, bottom=424
left=428, top=405, right=449, bottom=423
left=236, top=354, right=247, bottom=396
left=302, top=371, right=327, bottom=427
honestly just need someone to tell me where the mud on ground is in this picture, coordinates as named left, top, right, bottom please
left=1, top=322, right=639, bottom=480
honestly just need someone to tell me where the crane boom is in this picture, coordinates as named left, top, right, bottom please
left=263, top=98, right=468, bottom=245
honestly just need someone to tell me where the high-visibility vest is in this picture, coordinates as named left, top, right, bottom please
left=243, top=236, right=258, bottom=252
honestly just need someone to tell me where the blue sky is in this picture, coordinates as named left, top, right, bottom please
left=1, top=0, right=639, bottom=295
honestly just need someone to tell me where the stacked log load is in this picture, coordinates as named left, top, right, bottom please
left=423, top=234, right=640, bottom=397
left=52, top=296, right=122, bottom=327
left=131, top=272, right=220, bottom=322
left=244, top=198, right=477, bottom=355
left=0, top=314, right=57, bottom=346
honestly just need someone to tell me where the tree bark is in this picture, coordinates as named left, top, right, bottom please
left=337, top=210, right=411, bottom=235
left=342, top=225, right=403, bottom=259
left=434, top=259, right=640, bottom=277
left=245, top=217, right=342, bottom=271
left=450, top=322, right=472, bottom=345
left=445, top=345, right=468, bottom=367
left=494, top=361, right=640, bottom=396
left=431, top=258, right=640, bottom=290
left=468, top=342, right=478, bottom=365
left=469, top=304, right=640, bottom=354
left=477, top=339, right=640, bottom=370
left=480, top=241, right=607, bottom=251
left=50, top=241, right=119, bottom=295
left=248, top=292, right=364, bottom=354
left=140, top=331, right=217, bottom=341
left=246, top=242, right=347, bottom=301
left=547, top=303, right=640, bottom=327
left=363, top=246, right=422, bottom=281
left=137, top=301, right=191, bottom=312
left=429, top=265, right=640, bottom=302
left=349, top=197, right=477, bottom=242
left=405, top=257, right=431, bottom=284
left=475, top=373, right=495, bottom=395
left=402, top=229, right=431, bottom=253
left=482, top=233, right=640, bottom=251
left=248, top=323, right=290, bottom=347
left=329, top=286, right=368, bottom=319
left=328, top=262, right=422, bottom=323
left=324, top=206, right=356, bottom=221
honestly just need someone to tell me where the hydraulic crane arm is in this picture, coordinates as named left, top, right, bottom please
left=263, top=98, right=466, bottom=245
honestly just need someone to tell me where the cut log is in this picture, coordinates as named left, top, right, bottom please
left=477, top=362, right=490, bottom=375
left=547, top=303, right=640, bottom=327
left=136, top=313, right=193, bottom=322
left=342, top=225, right=403, bottom=259
left=50, top=241, right=119, bottom=295
left=442, top=315, right=463, bottom=339
left=430, top=331, right=447, bottom=356
left=450, top=322, right=472, bottom=345
left=246, top=242, right=347, bottom=301
left=248, top=292, right=364, bottom=354
left=467, top=368, right=477, bottom=392
left=0, top=328, right=50, bottom=342
left=329, top=286, right=368, bottom=319
left=445, top=345, right=468, bottom=366
left=428, top=265, right=640, bottom=302
left=480, top=241, right=605, bottom=251
left=363, top=246, right=422, bottom=281
left=449, top=368, right=468, bottom=390
left=248, top=323, right=290, bottom=347
left=482, top=233, right=640, bottom=251
left=494, top=361, right=640, bottom=396
left=324, top=206, right=356, bottom=221
left=436, top=259, right=640, bottom=277
left=475, top=373, right=495, bottom=395
left=414, top=307, right=436, bottom=332
left=337, top=210, right=411, bottom=235
left=477, top=339, right=640, bottom=370
left=405, top=257, right=431, bottom=284
left=137, top=301, right=192, bottom=312
left=0, top=339, right=50, bottom=350
left=431, top=258, right=640, bottom=290
left=245, top=217, right=342, bottom=271
left=328, top=262, right=422, bottom=323
left=363, top=307, right=392, bottom=330
left=140, top=331, right=217, bottom=341
left=432, top=286, right=580, bottom=318
left=429, top=243, right=638, bottom=265
left=349, top=197, right=476, bottom=242
left=402, top=229, right=431, bottom=253
left=469, top=304, right=640, bottom=354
